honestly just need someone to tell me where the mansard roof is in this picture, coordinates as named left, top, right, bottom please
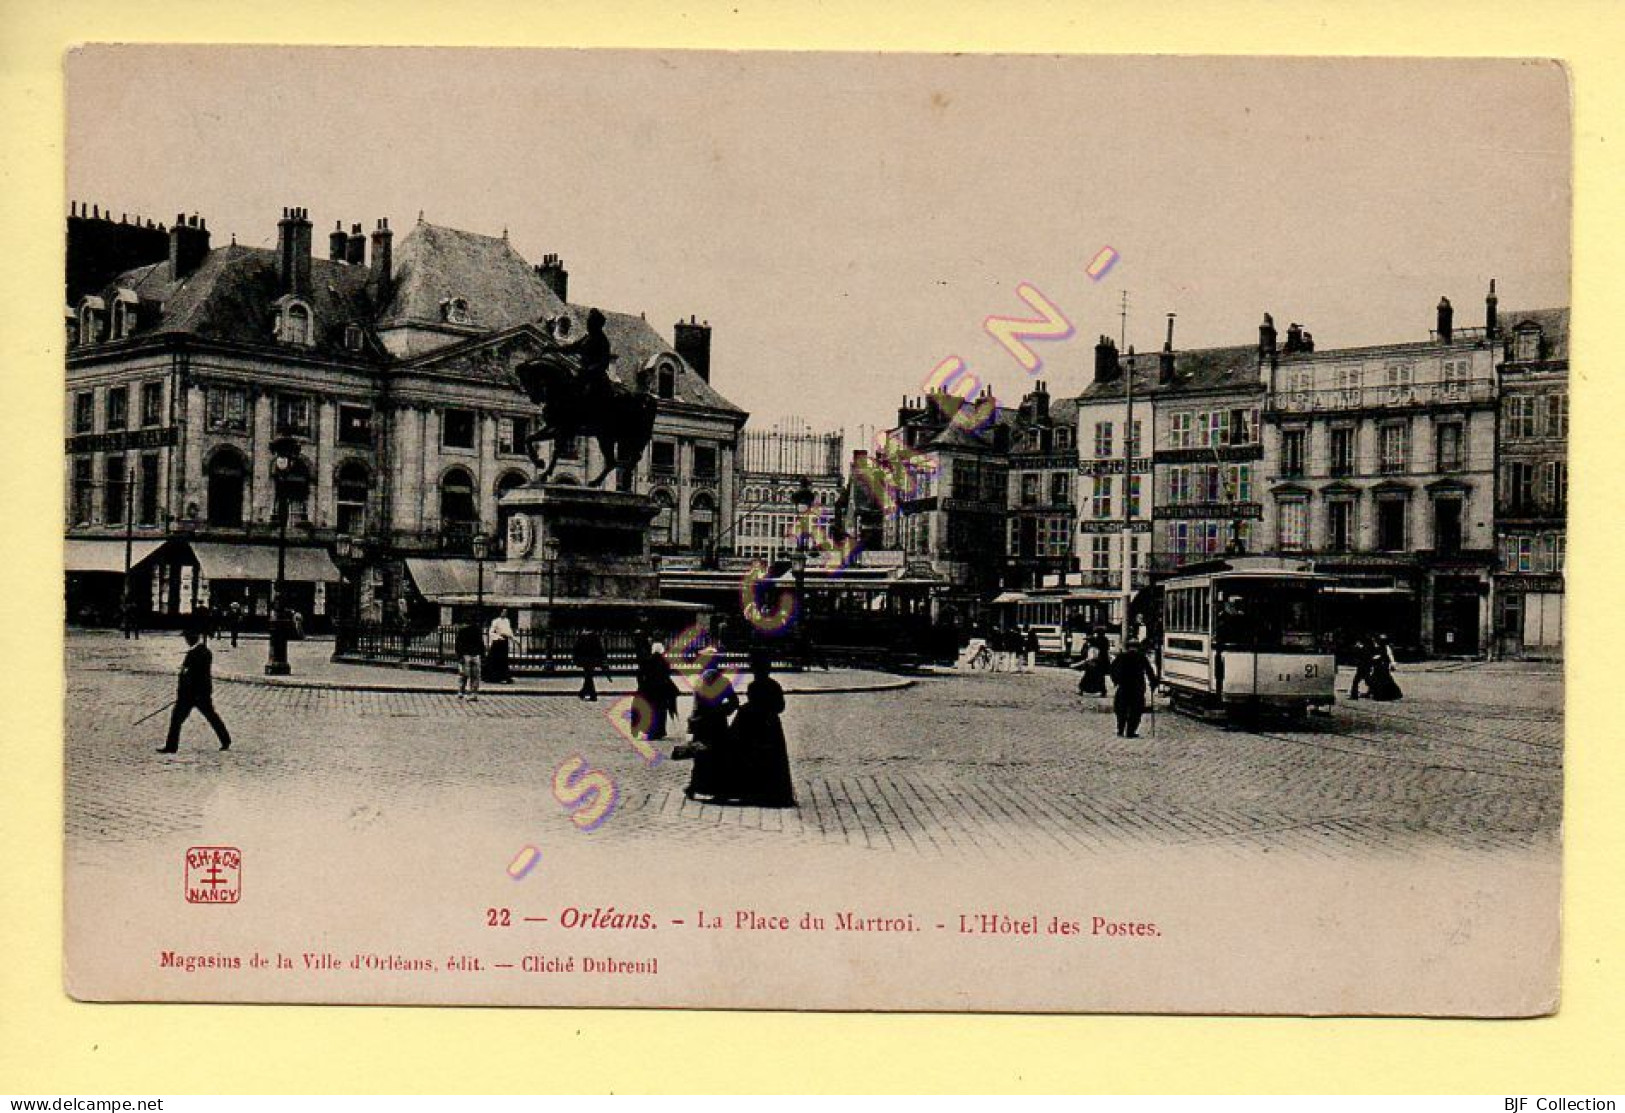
left=99, top=245, right=381, bottom=360
left=1080, top=344, right=1262, bottom=402
left=1501, top=307, right=1569, bottom=363
left=380, top=221, right=568, bottom=330
left=74, top=213, right=747, bottom=414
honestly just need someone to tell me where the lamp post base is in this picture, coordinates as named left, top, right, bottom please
left=264, top=661, right=291, bottom=676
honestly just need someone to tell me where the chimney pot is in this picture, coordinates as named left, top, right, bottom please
left=369, top=216, right=394, bottom=296
left=1093, top=335, right=1120, bottom=384
left=1436, top=296, right=1454, bottom=344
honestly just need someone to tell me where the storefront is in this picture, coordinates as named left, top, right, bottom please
left=64, top=538, right=163, bottom=625
left=147, top=539, right=341, bottom=631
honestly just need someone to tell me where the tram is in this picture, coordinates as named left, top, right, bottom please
left=1157, top=556, right=1337, bottom=718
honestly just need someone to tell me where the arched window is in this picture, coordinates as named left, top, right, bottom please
left=273, top=299, right=315, bottom=346
left=651, top=489, right=676, bottom=546
left=77, top=297, right=105, bottom=346
left=440, top=467, right=478, bottom=526
left=282, top=459, right=313, bottom=525
left=285, top=304, right=312, bottom=345
left=657, top=362, right=677, bottom=400
left=336, top=461, right=371, bottom=535
left=690, top=492, right=716, bottom=554
left=112, top=291, right=138, bottom=340
left=206, top=448, right=247, bottom=527
left=496, top=470, right=529, bottom=501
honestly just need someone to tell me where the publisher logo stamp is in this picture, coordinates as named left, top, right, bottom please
left=184, top=846, right=241, bottom=904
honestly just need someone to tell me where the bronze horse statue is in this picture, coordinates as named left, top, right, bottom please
left=513, top=312, right=658, bottom=490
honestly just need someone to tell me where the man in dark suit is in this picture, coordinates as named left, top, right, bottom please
left=159, top=627, right=232, bottom=753
left=1108, top=638, right=1160, bottom=738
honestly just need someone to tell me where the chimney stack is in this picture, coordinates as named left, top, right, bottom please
left=369, top=218, right=393, bottom=297
left=277, top=206, right=313, bottom=297
left=329, top=221, right=347, bottom=262
left=168, top=211, right=211, bottom=281
left=345, top=222, right=366, bottom=266
left=1093, top=335, right=1120, bottom=384
left=1486, top=278, right=1499, bottom=339
left=535, top=254, right=569, bottom=301
left=1258, top=312, right=1277, bottom=365
left=674, top=315, right=712, bottom=382
left=1160, top=312, right=1177, bottom=384
left=1436, top=296, right=1454, bottom=344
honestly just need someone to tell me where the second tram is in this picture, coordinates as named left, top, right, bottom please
left=1158, top=557, right=1337, bottom=718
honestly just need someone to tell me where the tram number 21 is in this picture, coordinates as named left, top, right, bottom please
left=1277, top=663, right=1321, bottom=681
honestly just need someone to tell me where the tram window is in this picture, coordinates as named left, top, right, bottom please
left=1213, top=582, right=1326, bottom=651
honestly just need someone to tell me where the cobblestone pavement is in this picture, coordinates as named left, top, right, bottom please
left=65, top=633, right=1562, bottom=862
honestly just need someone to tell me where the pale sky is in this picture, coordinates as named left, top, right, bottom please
left=67, top=48, right=1570, bottom=445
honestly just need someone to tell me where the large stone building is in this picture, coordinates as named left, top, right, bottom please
left=1070, top=320, right=1266, bottom=628
left=1003, top=381, right=1080, bottom=589
left=1491, top=297, right=1568, bottom=658
left=64, top=203, right=745, bottom=627
left=880, top=390, right=1011, bottom=611
left=1259, top=295, right=1499, bottom=657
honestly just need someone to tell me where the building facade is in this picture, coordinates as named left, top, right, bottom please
left=64, top=203, right=746, bottom=627
left=1259, top=296, right=1499, bottom=657
left=732, top=417, right=845, bottom=561
left=1492, top=300, right=1568, bottom=658
left=879, top=391, right=1011, bottom=609
left=1003, top=381, right=1079, bottom=589
left=1072, top=338, right=1154, bottom=628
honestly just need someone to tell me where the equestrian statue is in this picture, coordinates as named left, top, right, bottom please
left=513, top=308, right=659, bottom=491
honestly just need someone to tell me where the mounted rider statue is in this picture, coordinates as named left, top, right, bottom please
left=513, top=308, right=659, bottom=491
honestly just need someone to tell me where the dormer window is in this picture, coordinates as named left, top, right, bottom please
left=111, top=289, right=140, bottom=340
left=272, top=297, right=315, bottom=346
left=1514, top=324, right=1542, bottom=363
left=344, top=324, right=364, bottom=352
left=441, top=296, right=472, bottom=325
left=77, top=297, right=106, bottom=346
left=657, top=362, right=677, bottom=400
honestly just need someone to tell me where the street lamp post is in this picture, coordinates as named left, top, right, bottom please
left=790, top=477, right=815, bottom=651
left=121, top=480, right=135, bottom=631
left=543, top=535, right=559, bottom=673
left=265, top=436, right=303, bottom=676
left=471, top=532, right=490, bottom=625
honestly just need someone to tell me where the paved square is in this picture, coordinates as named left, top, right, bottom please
left=66, top=632, right=1562, bottom=864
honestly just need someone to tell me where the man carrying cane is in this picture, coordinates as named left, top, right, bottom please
left=157, top=627, right=232, bottom=754
left=1108, top=636, right=1160, bottom=739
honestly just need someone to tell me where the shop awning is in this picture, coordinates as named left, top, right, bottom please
left=405, top=558, right=481, bottom=601
left=64, top=538, right=162, bottom=573
left=188, top=541, right=339, bottom=583
left=1325, top=585, right=1415, bottom=595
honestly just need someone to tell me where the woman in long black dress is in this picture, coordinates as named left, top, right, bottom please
left=636, top=643, right=679, bottom=741
left=1365, top=635, right=1404, bottom=701
left=1077, top=629, right=1111, bottom=697
left=683, top=662, right=740, bottom=801
left=730, top=651, right=797, bottom=808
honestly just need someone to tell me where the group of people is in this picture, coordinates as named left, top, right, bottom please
left=973, top=627, right=1042, bottom=672
left=1347, top=633, right=1403, bottom=701
left=1074, top=629, right=1161, bottom=738
left=610, top=630, right=795, bottom=808
left=675, top=650, right=797, bottom=809
left=453, top=613, right=518, bottom=700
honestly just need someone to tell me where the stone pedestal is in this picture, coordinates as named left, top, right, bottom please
left=495, top=484, right=659, bottom=605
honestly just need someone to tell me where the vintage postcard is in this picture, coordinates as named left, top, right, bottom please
left=62, top=47, right=1568, bottom=1014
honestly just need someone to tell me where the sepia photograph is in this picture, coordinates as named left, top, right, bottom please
left=60, top=47, right=1569, bottom=1014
